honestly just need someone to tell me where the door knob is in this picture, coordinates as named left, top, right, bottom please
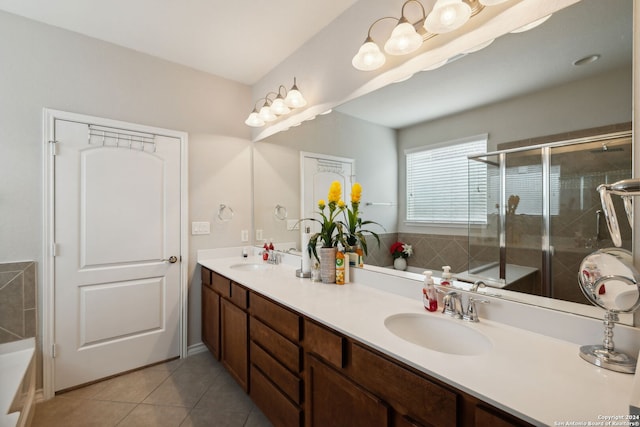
left=163, top=256, right=178, bottom=263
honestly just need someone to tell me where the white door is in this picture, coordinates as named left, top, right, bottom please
left=53, top=119, right=182, bottom=391
left=301, top=153, right=355, bottom=233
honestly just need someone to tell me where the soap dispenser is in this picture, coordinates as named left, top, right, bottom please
left=441, top=266, right=452, bottom=286
left=423, top=271, right=438, bottom=312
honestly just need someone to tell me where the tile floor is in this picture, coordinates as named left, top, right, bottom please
left=32, top=351, right=273, bottom=427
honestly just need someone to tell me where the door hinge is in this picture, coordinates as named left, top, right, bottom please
left=52, top=343, right=57, bottom=358
left=51, top=243, right=58, bottom=257
left=49, top=140, right=58, bottom=156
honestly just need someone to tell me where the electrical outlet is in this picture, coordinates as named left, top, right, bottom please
left=256, top=229, right=263, bottom=241
left=191, top=221, right=210, bottom=235
left=241, top=230, right=249, bottom=242
left=287, top=219, right=300, bottom=231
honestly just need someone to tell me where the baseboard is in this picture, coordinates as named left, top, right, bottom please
left=35, top=389, right=46, bottom=403
left=187, top=342, right=208, bottom=357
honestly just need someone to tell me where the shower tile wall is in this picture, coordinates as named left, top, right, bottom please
left=364, top=233, right=469, bottom=274
left=0, top=261, right=37, bottom=344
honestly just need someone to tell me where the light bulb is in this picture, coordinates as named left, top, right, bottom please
left=285, top=79, right=307, bottom=108
left=245, top=112, right=265, bottom=127
left=384, top=22, right=423, bottom=55
left=270, top=97, right=290, bottom=115
left=352, top=41, right=386, bottom=71
left=424, top=0, right=471, bottom=34
left=259, top=105, right=277, bottom=122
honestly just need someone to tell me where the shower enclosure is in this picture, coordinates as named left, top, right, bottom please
left=467, top=131, right=632, bottom=304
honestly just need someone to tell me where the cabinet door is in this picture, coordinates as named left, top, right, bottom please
left=307, top=355, right=389, bottom=427
left=221, top=298, right=248, bottom=391
left=201, top=283, right=220, bottom=360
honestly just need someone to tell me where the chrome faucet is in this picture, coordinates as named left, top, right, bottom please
left=470, top=280, right=486, bottom=292
left=266, top=250, right=281, bottom=265
left=442, top=291, right=463, bottom=319
left=442, top=290, right=489, bottom=322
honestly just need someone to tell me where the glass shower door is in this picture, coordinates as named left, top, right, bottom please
left=549, top=135, right=632, bottom=303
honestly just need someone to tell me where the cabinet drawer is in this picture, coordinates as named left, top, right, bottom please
left=250, top=318, right=301, bottom=373
left=211, top=272, right=230, bottom=297
left=201, top=266, right=212, bottom=286
left=350, top=343, right=457, bottom=427
left=304, top=319, right=344, bottom=369
left=230, top=282, right=248, bottom=309
left=251, top=293, right=301, bottom=341
left=251, top=341, right=302, bottom=404
left=251, top=365, right=302, bottom=427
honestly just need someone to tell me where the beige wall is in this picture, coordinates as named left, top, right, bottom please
left=0, top=10, right=252, bottom=368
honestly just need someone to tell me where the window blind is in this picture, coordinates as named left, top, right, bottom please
left=406, top=136, right=487, bottom=224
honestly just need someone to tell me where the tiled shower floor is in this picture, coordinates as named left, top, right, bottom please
left=32, top=351, right=272, bottom=427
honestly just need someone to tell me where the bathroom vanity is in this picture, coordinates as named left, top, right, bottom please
left=199, top=255, right=636, bottom=427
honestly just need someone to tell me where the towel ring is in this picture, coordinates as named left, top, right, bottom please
left=217, top=204, right=234, bottom=222
left=274, top=204, right=288, bottom=221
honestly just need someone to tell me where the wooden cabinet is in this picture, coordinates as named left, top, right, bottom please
left=200, top=267, right=534, bottom=427
left=201, top=267, right=220, bottom=359
left=249, top=293, right=303, bottom=427
left=201, top=268, right=248, bottom=391
left=307, top=355, right=389, bottom=427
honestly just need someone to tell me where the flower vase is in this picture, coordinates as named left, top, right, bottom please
left=393, top=257, right=407, bottom=271
left=319, top=247, right=337, bottom=283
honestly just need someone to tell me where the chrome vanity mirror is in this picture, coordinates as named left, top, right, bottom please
left=578, top=248, right=640, bottom=373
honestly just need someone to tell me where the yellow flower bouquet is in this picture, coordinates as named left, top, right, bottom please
left=340, top=182, right=383, bottom=255
left=306, top=181, right=346, bottom=261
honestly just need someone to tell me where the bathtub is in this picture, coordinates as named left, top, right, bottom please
left=0, top=338, right=35, bottom=427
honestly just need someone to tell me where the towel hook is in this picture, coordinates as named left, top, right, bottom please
left=217, top=204, right=234, bottom=222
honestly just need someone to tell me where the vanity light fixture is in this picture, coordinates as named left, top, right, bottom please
left=245, top=77, right=308, bottom=128
left=352, top=0, right=512, bottom=72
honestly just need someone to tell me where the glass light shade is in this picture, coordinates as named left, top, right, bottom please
left=270, top=97, right=291, bottom=115
left=424, top=0, right=472, bottom=34
left=285, top=88, right=307, bottom=108
left=258, top=105, right=277, bottom=122
left=511, top=14, right=552, bottom=33
left=384, top=22, right=423, bottom=55
left=352, top=41, right=386, bottom=71
left=479, top=0, right=510, bottom=5
left=245, top=112, right=265, bottom=127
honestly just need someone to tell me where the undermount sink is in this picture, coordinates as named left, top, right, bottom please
left=229, top=263, right=271, bottom=271
left=384, top=313, right=492, bottom=356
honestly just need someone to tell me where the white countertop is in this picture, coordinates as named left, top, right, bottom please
left=199, top=256, right=636, bottom=427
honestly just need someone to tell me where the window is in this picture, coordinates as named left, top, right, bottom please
left=406, top=135, right=487, bottom=224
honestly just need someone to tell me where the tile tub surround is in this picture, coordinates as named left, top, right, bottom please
left=0, top=262, right=36, bottom=344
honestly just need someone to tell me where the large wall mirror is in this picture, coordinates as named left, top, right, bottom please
left=253, top=0, right=633, bottom=316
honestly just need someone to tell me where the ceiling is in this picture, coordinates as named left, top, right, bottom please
left=0, top=0, right=631, bottom=129
left=335, top=0, right=633, bottom=129
left=0, top=0, right=358, bottom=85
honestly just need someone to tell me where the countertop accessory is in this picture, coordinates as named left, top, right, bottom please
left=578, top=248, right=640, bottom=373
